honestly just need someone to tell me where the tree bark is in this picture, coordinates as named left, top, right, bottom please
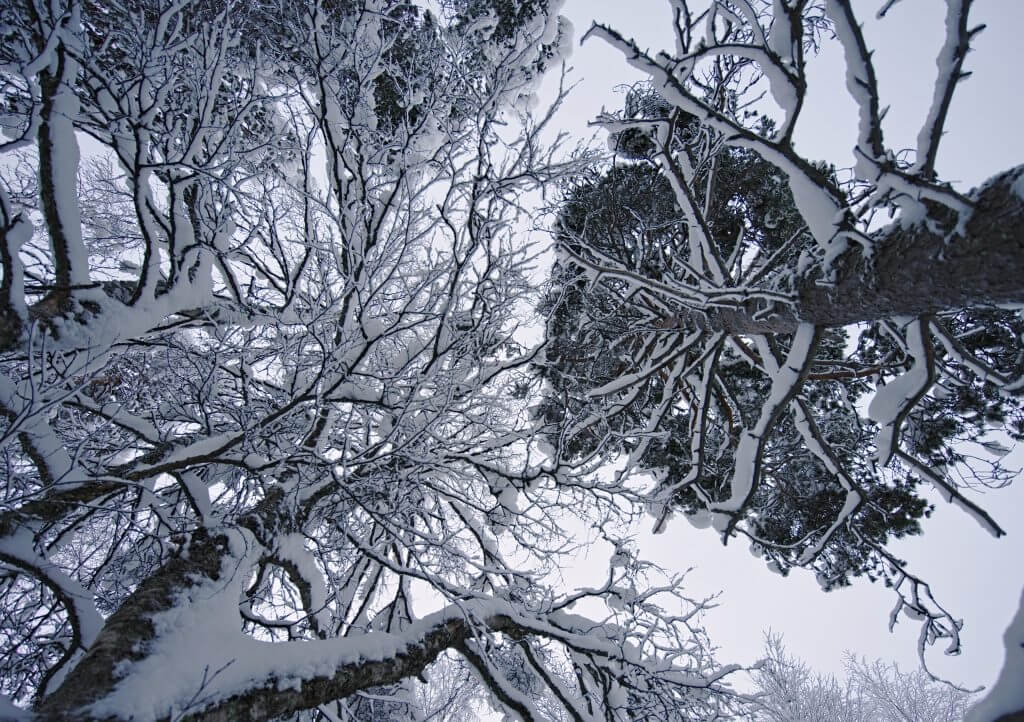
left=36, top=523, right=530, bottom=722
left=671, top=165, right=1024, bottom=335
left=799, top=166, right=1024, bottom=327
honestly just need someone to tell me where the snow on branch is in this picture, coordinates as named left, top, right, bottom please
left=549, top=0, right=1023, bottom=685
left=710, top=323, right=821, bottom=517
left=43, top=528, right=744, bottom=721
left=0, top=1, right=755, bottom=717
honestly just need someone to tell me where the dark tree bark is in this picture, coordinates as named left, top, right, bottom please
left=667, top=166, right=1024, bottom=336
left=37, top=522, right=533, bottom=722
left=798, top=166, right=1024, bottom=328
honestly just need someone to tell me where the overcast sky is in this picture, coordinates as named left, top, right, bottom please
left=532, top=0, right=1024, bottom=692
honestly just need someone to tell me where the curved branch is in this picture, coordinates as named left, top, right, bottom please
left=710, top=323, right=822, bottom=516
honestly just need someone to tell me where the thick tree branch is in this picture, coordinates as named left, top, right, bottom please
left=655, top=166, right=1024, bottom=335
left=797, top=166, right=1024, bottom=328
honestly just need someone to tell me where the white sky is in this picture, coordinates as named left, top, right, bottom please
left=531, top=0, right=1024, bottom=693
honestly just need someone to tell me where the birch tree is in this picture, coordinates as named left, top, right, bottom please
left=0, top=0, right=750, bottom=719
left=541, top=0, right=1024, bottom=693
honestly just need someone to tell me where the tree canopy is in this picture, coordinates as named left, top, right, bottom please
left=541, top=1, right=1024, bottom=715
left=540, top=125, right=939, bottom=592
left=0, top=0, right=1022, bottom=720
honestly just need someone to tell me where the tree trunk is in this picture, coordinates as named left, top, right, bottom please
left=672, top=165, right=1024, bottom=335
left=36, top=521, right=526, bottom=722
left=799, top=166, right=1024, bottom=327
left=36, top=529, right=237, bottom=720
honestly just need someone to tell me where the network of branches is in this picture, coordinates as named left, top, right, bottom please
left=751, top=634, right=976, bottom=721
left=0, top=0, right=1021, bottom=719
left=540, top=0, right=1024, bottom=687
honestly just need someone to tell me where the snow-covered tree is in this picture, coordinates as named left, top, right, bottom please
left=0, top=0, right=751, bottom=719
left=540, top=0, right=1024, bottom=697
left=751, top=634, right=975, bottom=722
left=540, top=119, right=936, bottom=592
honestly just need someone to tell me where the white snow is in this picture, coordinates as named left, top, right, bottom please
left=136, top=432, right=242, bottom=473
left=0, top=527, right=103, bottom=648
left=912, top=0, right=966, bottom=174
left=824, top=0, right=884, bottom=179
left=868, top=318, right=930, bottom=464
left=0, top=372, right=81, bottom=487
left=966, top=584, right=1024, bottom=721
left=276, top=533, right=331, bottom=633
left=686, top=510, right=712, bottom=530
left=712, top=323, right=817, bottom=513
left=1011, top=167, right=1024, bottom=201
left=180, top=471, right=213, bottom=525
left=2, top=213, right=30, bottom=319
left=44, top=35, right=92, bottom=287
